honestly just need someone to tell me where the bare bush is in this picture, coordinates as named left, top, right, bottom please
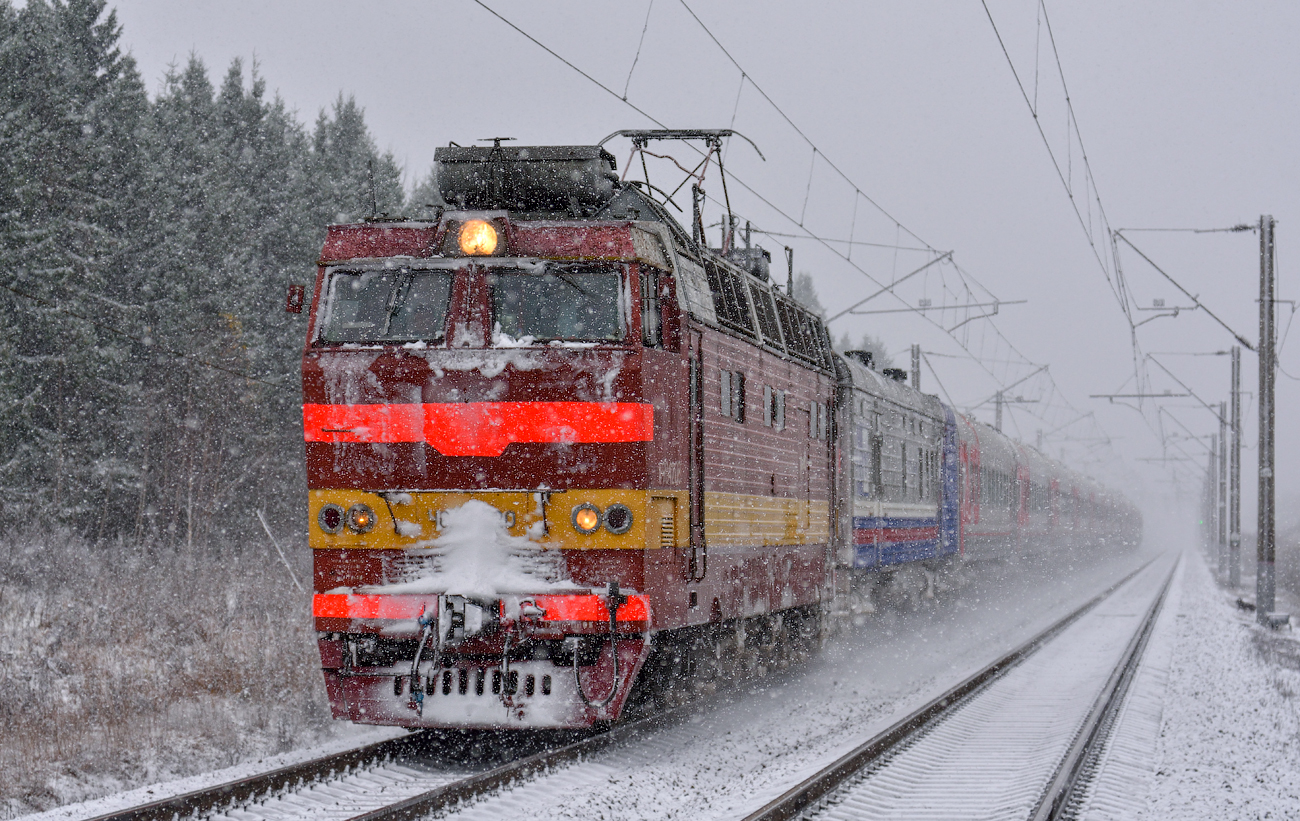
left=0, top=529, right=338, bottom=818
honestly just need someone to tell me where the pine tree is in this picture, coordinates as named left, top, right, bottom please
left=793, top=271, right=825, bottom=317
left=311, top=94, right=404, bottom=223
left=0, top=0, right=151, bottom=531
left=0, top=4, right=412, bottom=545
left=835, top=330, right=895, bottom=369
left=134, top=57, right=322, bottom=548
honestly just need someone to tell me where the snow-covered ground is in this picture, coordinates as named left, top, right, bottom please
left=1081, top=550, right=1300, bottom=820
left=0, top=534, right=345, bottom=821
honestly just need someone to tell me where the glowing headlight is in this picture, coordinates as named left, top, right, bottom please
left=572, top=503, right=601, bottom=534
left=459, top=219, right=499, bottom=255
left=604, top=503, right=633, bottom=534
left=346, top=503, right=377, bottom=534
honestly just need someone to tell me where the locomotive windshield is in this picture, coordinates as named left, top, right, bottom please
left=320, top=268, right=452, bottom=343
left=489, top=265, right=623, bottom=343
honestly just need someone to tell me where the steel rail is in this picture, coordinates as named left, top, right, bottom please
left=85, top=732, right=433, bottom=821
left=742, top=555, right=1167, bottom=821
left=342, top=705, right=683, bottom=821
left=1031, top=556, right=1178, bottom=820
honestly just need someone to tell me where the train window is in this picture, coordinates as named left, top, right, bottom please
left=807, top=401, right=827, bottom=439
left=320, top=268, right=454, bottom=344
left=900, top=442, right=907, bottom=497
left=721, top=369, right=745, bottom=422
left=705, top=261, right=756, bottom=337
left=749, top=283, right=785, bottom=350
left=489, top=266, right=623, bottom=342
left=763, top=387, right=786, bottom=430
left=870, top=434, right=883, bottom=493
left=919, top=448, right=926, bottom=500
left=641, top=270, right=661, bottom=348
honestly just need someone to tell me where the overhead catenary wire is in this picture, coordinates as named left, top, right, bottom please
left=469, top=0, right=1118, bottom=464
left=1116, top=225, right=1256, bottom=234
left=980, top=0, right=1130, bottom=326
left=674, top=0, right=930, bottom=247
left=748, top=228, right=933, bottom=252
left=977, top=0, right=1232, bottom=481
left=632, top=3, right=1098, bottom=438
left=620, top=0, right=655, bottom=101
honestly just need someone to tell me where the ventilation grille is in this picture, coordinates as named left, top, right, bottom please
left=660, top=509, right=675, bottom=549
left=382, top=552, right=436, bottom=584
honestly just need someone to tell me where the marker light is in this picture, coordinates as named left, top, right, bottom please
left=604, top=503, right=633, bottom=534
left=572, top=503, right=601, bottom=534
left=459, top=219, right=499, bottom=255
left=346, top=503, right=376, bottom=533
left=318, top=503, right=344, bottom=534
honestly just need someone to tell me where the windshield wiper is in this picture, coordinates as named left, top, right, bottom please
left=381, top=270, right=414, bottom=335
left=553, top=272, right=591, bottom=296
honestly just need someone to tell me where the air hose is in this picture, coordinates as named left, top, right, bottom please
left=574, top=581, right=628, bottom=708
left=409, top=603, right=441, bottom=714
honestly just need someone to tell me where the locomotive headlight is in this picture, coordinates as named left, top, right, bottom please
left=604, top=503, right=633, bottom=535
left=459, top=219, right=499, bottom=255
left=572, top=503, right=601, bottom=534
left=346, top=503, right=377, bottom=534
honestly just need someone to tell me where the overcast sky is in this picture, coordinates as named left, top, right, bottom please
left=109, top=0, right=1300, bottom=529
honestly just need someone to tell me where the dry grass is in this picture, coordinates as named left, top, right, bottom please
left=0, top=531, right=339, bottom=819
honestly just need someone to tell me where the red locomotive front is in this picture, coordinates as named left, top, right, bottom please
left=304, top=142, right=832, bottom=732
left=303, top=143, right=835, bottom=729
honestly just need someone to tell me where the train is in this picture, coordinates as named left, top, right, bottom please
left=299, top=134, right=1141, bottom=731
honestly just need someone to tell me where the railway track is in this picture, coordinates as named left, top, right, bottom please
left=85, top=700, right=676, bottom=821
left=85, top=556, right=1169, bottom=821
left=744, top=555, right=1176, bottom=821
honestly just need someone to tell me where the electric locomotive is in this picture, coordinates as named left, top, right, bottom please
left=304, top=138, right=836, bottom=729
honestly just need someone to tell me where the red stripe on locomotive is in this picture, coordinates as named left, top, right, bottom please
left=303, top=401, right=654, bottom=456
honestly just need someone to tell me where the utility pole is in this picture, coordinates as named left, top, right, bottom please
left=1257, top=215, right=1279, bottom=625
left=995, top=390, right=1004, bottom=433
left=1208, top=433, right=1219, bottom=555
left=1230, top=345, right=1242, bottom=588
left=1218, top=401, right=1228, bottom=579
left=911, top=344, right=921, bottom=391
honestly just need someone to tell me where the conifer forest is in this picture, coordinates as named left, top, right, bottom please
left=0, top=2, right=418, bottom=813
